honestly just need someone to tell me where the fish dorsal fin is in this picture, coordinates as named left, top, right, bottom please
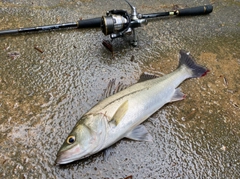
left=125, top=125, right=153, bottom=142
left=138, top=73, right=158, bottom=83
left=112, top=100, right=129, bottom=125
left=103, top=79, right=128, bottom=98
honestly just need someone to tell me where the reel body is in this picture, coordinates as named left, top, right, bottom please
left=101, top=1, right=147, bottom=46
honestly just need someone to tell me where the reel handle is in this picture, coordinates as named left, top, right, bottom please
left=175, top=5, right=213, bottom=16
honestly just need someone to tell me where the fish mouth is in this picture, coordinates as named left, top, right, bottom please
left=56, top=144, right=83, bottom=165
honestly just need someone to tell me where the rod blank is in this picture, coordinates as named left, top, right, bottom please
left=0, top=22, right=78, bottom=35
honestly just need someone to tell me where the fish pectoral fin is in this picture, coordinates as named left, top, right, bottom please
left=111, top=100, right=129, bottom=125
left=125, top=125, right=153, bottom=142
left=170, top=88, right=186, bottom=102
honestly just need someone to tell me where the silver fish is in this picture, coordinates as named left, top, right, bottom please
left=56, top=50, right=208, bottom=164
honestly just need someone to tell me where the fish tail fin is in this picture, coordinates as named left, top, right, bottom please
left=178, top=50, right=209, bottom=78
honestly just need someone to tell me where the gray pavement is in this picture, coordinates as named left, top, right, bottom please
left=0, top=0, right=239, bottom=178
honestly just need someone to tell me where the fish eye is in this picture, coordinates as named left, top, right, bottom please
left=67, top=136, right=75, bottom=144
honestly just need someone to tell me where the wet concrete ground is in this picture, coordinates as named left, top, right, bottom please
left=0, top=0, right=239, bottom=178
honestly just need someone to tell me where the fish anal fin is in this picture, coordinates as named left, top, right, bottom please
left=170, top=88, right=186, bottom=102
left=125, top=125, right=153, bottom=142
left=112, top=100, right=129, bottom=125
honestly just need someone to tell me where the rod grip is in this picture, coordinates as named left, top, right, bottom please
left=176, top=5, right=213, bottom=16
left=77, top=17, right=102, bottom=28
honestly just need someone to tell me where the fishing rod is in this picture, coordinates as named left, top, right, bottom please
left=0, top=0, right=213, bottom=46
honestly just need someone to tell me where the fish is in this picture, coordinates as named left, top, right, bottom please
left=56, top=50, right=208, bottom=164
